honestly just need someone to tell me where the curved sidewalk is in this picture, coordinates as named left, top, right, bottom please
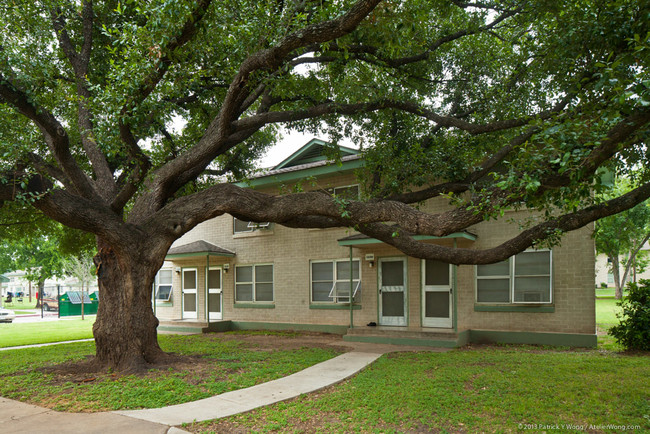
left=115, top=351, right=381, bottom=425
left=0, top=350, right=383, bottom=433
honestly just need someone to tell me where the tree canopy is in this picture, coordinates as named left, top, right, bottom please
left=0, top=0, right=648, bottom=262
left=0, top=0, right=648, bottom=370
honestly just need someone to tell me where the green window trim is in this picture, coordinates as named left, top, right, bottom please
left=474, top=304, right=555, bottom=313
left=475, top=249, right=553, bottom=305
left=235, top=264, right=274, bottom=303
left=233, top=303, right=276, bottom=309
left=309, top=303, right=362, bottom=310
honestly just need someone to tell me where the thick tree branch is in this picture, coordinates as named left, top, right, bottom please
left=0, top=74, right=95, bottom=198
left=232, top=91, right=577, bottom=137
left=114, top=0, right=213, bottom=211
left=0, top=175, right=139, bottom=255
left=325, top=6, right=520, bottom=69
left=130, top=0, right=382, bottom=221
left=359, top=181, right=650, bottom=265
left=51, top=1, right=116, bottom=195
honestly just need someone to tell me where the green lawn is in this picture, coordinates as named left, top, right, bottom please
left=596, top=287, right=617, bottom=298
left=188, top=346, right=650, bottom=433
left=1, top=299, right=39, bottom=310
left=596, top=297, right=622, bottom=329
left=0, top=332, right=341, bottom=412
left=0, top=318, right=96, bottom=348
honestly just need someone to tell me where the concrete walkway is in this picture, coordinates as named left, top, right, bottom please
left=115, top=351, right=381, bottom=425
left=0, top=338, right=94, bottom=351
left=0, top=350, right=383, bottom=433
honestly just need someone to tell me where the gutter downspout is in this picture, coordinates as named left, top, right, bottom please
left=206, top=254, right=210, bottom=323
left=349, top=246, right=354, bottom=329
left=453, top=238, right=458, bottom=333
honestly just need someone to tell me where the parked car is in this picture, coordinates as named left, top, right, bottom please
left=41, top=296, right=59, bottom=311
left=0, top=307, right=16, bottom=323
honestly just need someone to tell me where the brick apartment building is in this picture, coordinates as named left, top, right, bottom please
left=152, top=139, right=596, bottom=348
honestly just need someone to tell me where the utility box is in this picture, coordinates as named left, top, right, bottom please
left=59, top=291, right=98, bottom=316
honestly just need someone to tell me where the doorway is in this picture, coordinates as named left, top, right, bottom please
left=422, top=259, right=453, bottom=328
left=378, top=257, right=407, bottom=326
left=207, top=267, right=222, bottom=321
left=182, top=268, right=198, bottom=319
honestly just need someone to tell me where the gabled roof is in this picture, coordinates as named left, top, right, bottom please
left=273, top=138, right=359, bottom=170
left=237, top=138, right=363, bottom=188
left=166, top=240, right=235, bottom=259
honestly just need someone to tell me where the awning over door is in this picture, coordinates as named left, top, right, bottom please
left=165, top=240, right=236, bottom=259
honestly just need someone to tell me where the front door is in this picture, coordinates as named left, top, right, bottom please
left=207, top=267, right=222, bottom=321
left=422, top=259, right=453, bottom=328
left=378, top=257, right=407, bottom=326
left=182, top=268, right=198, bottom=319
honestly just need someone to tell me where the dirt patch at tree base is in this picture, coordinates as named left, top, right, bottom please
left=33, top=332, right=349, bottom=400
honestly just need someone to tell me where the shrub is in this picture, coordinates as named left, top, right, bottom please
left=600, top=282, right=608, bottom=289
left=609, top=279, right=650, bottom=351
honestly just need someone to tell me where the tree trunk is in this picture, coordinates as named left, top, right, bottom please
left=34, top=279, right=45, bottom=308
left=92, top=242, right=168, bottom=372
left=611, top=255, right=623, bottom=300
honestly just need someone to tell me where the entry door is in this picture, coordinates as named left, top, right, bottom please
left=378, top=258, right=407, bottom=326
left=207, top=267, right=222, bottom=321
left=422, top=259, right=453, bottom=328
left=182, top=268, right=198, bottom=319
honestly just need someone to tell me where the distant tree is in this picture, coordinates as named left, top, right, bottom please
left=63, top=253, right=95, bottom=319
left=0, top=205, right=95, bottom=304
left=595, top=193, right=650, bottom=299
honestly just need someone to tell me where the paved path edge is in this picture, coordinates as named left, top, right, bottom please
left=114, top=351, right=383, bottom=426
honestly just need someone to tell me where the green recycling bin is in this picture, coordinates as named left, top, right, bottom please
left=59, top=291, right=98, bottom=317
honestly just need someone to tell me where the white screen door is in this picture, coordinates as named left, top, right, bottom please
left=422, top=259, right=452, bottom=328
left=379, top=258, right=407, bottom=326
left=207, top=267, right=222, bottom=321
left=182, top=268, right=198, bottom=319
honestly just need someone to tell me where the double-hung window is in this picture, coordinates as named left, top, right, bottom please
left=155, top=269, right=173, bottom=302
left=311, top=259, right=361, bottom=303
left=235, top=264, right=274, bottom=302
left=476, top=250, right=552, bottom=304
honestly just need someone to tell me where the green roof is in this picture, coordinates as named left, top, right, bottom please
left=236, top=139, right=363, bottom=189
left=273, top=138, right=359, bottom=170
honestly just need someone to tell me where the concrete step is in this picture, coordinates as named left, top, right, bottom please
left=343, top=326, right=460, bottom=348
left=157, top=320, right=232, bottom=334
left=346, top=326, right=457, bottom=339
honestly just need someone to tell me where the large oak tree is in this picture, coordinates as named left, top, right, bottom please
left=0, top=0, right=648, bottom=371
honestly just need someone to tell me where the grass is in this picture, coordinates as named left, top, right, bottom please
left=596, top=287, right=617, bottom=298
left=0, top=332, right=341, bottom=412
left=189, top=347, right=650, bottom=433
left=596, top=297, right=622, bottom=329
left=0, top=296, right=640, bottom=431
left=1, top=299, right=39, bottom=310
left=0, top=318, right=96, bottom=348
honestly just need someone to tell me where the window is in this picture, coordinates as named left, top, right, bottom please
left=326, top=184, right=360, bottom=200
left=233, top=217, right=272, bottom=234
left=476, top=250, right=552, bottom=304
left=235, top=264, right=273, bottom=302
left=155, top=269, right=173, bottom=302
left=311, top=259, right=361, bottom=303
